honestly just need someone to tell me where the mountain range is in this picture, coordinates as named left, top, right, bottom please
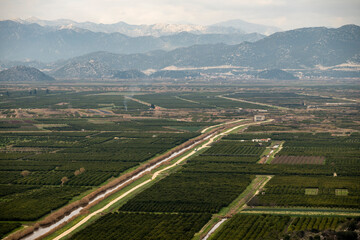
left=0, top=20, right=264, bottom=62
left=0, top=18, right=359, bottom=80
left=14, top=17, right=280, bottom=36
left=47, top=25, right=360, bottom=78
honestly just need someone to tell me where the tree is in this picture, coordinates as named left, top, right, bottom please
left=74, top=167, right=85, bottom=176
left=21, top=170, right=30, bottom=177
left=61, top=176, right=69, bottom=185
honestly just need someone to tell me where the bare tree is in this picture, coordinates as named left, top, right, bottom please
left=21, top=170, right=30, bottom=177
left=61, top=176, right=69, bottom=185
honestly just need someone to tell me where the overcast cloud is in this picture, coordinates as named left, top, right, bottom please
left=0, top=0, right=359, bottom=29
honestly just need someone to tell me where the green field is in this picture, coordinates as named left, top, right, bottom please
left=212, top=214, right=358, bottom=240
left=1, top=86, right=359, bottom=239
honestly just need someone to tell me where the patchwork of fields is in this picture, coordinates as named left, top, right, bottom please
left=212, top=214, right=358, bottom=240
left=67, top=131, right=360, bottom=239
left=69, top=137, right=268, bottom=239
left=0, top=117, right=210, bottom=238
left=0, top=88, right=359, bottom=239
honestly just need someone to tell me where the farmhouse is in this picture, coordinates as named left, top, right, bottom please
left=254, top=115, right=265, bottom=122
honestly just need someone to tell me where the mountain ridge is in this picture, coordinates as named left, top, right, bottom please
left=14, top=17, right=279, bottom=36
left=0, top=20, right=264, bottom=62
left=46, top=24, right=360, bottom=78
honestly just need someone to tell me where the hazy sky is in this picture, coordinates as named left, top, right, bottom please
left=1, top=0, right=359, bottom=29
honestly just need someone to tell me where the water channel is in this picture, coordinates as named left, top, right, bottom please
left=22, top=134, right=212, bottom=240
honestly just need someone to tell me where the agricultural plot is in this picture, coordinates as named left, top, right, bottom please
left=134, top=93, right=205, bottom=108
left=250, top=176, right=360, bottom=208
left=224, top=132, right=360, bottom=175
left=227, top=91, right=340, bottom=109
left=0, top=118, right=212, bottom=132
left=0, top=90, right=148, bottom=111
left=0, top=130, right=199, bottom=180
left=192, top=140, right=268, bottom=164
left=305, top=188, right=319, bottom=195
left=183, top=161, right=336, bottom=176
left=0, top=186, right=88, bottom=221
left=202, top=141, right=267, bottom=157
left=335, top=189, right=349, bottom=196
left=0, top=223, right=21, bottom=239
left=212, top=214, right=290, bottom=240
left=72, top=137, right=269, bottom=239
left=134, top=92, right=272, bottom=109
left=287, top=216, right=344, bottom=232
left=119, top=172, right=252, bottom=213
left=245, top=123, right=300, bottom=132
left=271, top=156, right=325, bottom=165
left=179, top=92, right=271, bottom=109
left=1, top=87, right=359, bottom=239
left=213, top=214, right=357, bottom=240
left=69, top=212, right=211, bottom=240
left=33, top=118, right=210, bottom=132
left=0, top=121, right=200, bottom=227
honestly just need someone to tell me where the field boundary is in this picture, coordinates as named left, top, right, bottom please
left=124, top=96, right=167, bottom=110
left=217, top=95, right=290, bottom=110
left=241, top=208, right=360, bottom=217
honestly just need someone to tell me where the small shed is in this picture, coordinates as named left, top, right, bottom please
left=254, top=115, right=265, bottom=122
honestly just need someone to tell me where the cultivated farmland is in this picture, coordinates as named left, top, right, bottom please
left=271, top=156, right=325, bottom=165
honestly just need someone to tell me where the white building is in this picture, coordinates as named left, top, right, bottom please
left=254, top=115, right=265, bottom=122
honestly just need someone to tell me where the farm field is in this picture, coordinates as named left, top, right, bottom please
left=0, top=99, right=214, bottom=238
left=200, top=131, right=360, bottom=239
left=249, top=176, right=360, bottom=208
left=271, top=156, right=325, bottom=165
left=119, top=172, right=253, bottom=213
left=0, top=84, right=359, bottom=239
left=57, top=123, right=268, bottom=239
left=227, top=91, right=344, bottom=109
left=224, top=132, right=360, bottom=170
left=0, top=90, right=148, bottom=111
left=0, top=129, right=200, bottom=208
left=211, top=214, right=358, bottom=240
left=69, top=130, right=360, bottom=239
left=69, top=212, right=211, bottom=240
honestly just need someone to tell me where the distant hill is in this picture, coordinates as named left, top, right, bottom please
left=257, top=69, right=298, bottom=80
left=49, top=25, right=360, bottom=78
left=113, top=70, right=146, bottom=79
left=0, top=20, right=264, bottom=62
left=0, top=66, right=55, bottom=81
left=51, top=60, right=113, bottom=78
left=150, top=70, right=200, bottom=79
